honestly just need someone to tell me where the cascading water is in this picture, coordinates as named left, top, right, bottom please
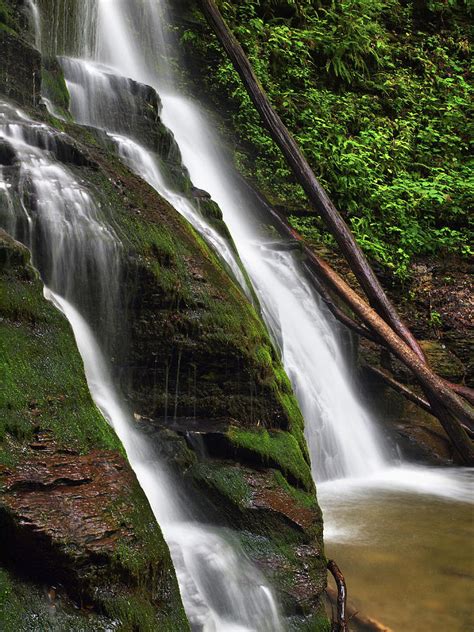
left=0, top=100, right=283, bottom=631
left=47, top=290, right=282, bottom=632
left=160, top=101, right=386, bottom=481
left=59, top=55, right=250, bottom=296
left=27, top=0, right=41, bottom=50
left=70, top=0, right=385, bottom=482
left=0, top=101, right=120, bottom=327
left=5, top=7, right=285, bottom=629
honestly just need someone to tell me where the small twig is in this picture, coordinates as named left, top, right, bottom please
left=327, top=559, right=349, bottom=632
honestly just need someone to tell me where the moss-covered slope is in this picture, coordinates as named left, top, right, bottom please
left=0, top=231, right=188, bottom=631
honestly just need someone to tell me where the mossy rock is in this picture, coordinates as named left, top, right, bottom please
left=0, top=12, right=329, bottom=622
left=419, top=340, right=465, bottom=382
left=0, top=231, right=188, bottom=630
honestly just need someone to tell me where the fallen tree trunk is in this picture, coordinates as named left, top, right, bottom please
left=366, top=365, right=433, bottom=414
left=306, top=267, right=380, bottom=343
left=364, top=366, right=474, bottom=438
left=199, top=0, right=424, bottom=362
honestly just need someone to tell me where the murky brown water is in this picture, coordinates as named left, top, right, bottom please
left=319, top=467, right=474, bottom=632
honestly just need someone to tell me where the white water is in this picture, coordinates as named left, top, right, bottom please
left=26, top=0, right=41, bottom=51
left=0, top=101, right=120, bottom=323
left=61, top=55, right=250, bottom=296
left=21, top=1, right=474, bottom=628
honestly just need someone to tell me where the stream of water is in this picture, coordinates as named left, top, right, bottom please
left=16, top=0, right=474, bottom=629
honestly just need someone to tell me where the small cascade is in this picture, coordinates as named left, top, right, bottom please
left=26, top=0, right=42, bottom=50
left=0, top=101, right=120, bottom=329
left=60, top=55, right=251, bottom=296
left=48, top=290, right=283, bottom=632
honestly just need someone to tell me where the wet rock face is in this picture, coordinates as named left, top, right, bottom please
left=121, top=261, right=283, bottom=425
left=59, top=56, right=192, bottom=193
left=0, top=443, right=135, bottom=589
left=0, top=29, right=41, bottom=107
left=359, top=338, right=461, bottom=465
left=0, top=6, right=328, bottom=625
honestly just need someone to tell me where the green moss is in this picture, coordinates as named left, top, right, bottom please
left=190, top=462, right=252, bottom=507
left=272, top=470, right=318, bottom=511
left=228, top=427, right=313, bottom=490
left=41, top=58, right=72, bottom=120
left=0, top=566, right=116, bottom=631
left=101, top=592, right=188, bottom=632
left=0, top=234, right=188, bottom=628
left=103, top=481, right=187, bottom=629
left=0, top=263, right=121, bottom=463
left=110, top=479, right=171, bottom=583
left=239, top=530, right=328, bottom=625
left=254, top=343, right=273, bottom=372
left=0, top=319, right=118, bottom=453
left=0, top=569, right=20, bottom=630
left=0, top=0, right=16, bottom=34
left=290, top=610, right=332, bottom=632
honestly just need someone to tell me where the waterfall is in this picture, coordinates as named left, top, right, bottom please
left=3, top=6, right=286, bottom=629
left=159, top=99, right=387, bottom=482
left=71, top=0, right=386, bottom=482
left=59, top=55, right=251, bottom=296
left=47, top=290, right=283, bottom=632
left=26, top=0, right=42, bottom=50
left=0, top=102, right=120, bottom=328
left=10, top=3, right=474, bottom=630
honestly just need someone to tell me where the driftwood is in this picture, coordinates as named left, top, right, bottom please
left=327, top=559, right=349, bottom=632
left=198, top=0, right=474, bottom=463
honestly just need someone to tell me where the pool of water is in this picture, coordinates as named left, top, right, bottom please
left=319, top=466, right=474, bottom=632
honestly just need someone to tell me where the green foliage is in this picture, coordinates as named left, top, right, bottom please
left=0, top=0, right=16, bottom=33
left=185, top=0, right=473, bottom=278
left=429, top=309, right=443, bottom=328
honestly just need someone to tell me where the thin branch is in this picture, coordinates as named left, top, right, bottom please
left=327, top=559, right=349, bottom=632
